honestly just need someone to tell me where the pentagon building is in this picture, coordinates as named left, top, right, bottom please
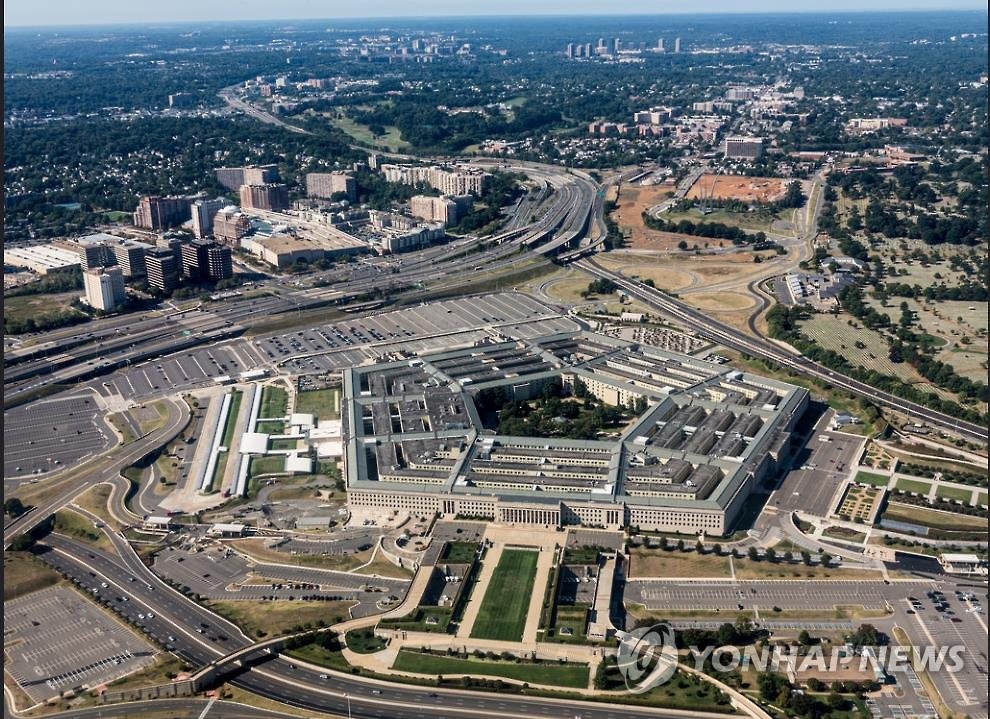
left=342, top=331, right=808, bottom=536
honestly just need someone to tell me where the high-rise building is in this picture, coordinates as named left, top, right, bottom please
left=584, top=43, right=592, bottom=57
left=206, top=244, right=233, bottom=280
left=83, top=266, right=126, bottom=311
left=674, top=37, right=682, bottom=54
left=181, top=240, right=232, bottom=282
left=565, top=43, right=575, bottom=58
left=214, top=165, right=279, bottom=192
left=380, top=164, right=490, bottom=196
left=657, top=38, right=665, bottom=52
left=145, top=247, right=181, bottom=295
left=70, top=233, right=116, bottom=270
left=239, top=183, right=290, bottom=212
left=409, top=194, right=473, bottom=226
left=305, top=172, right=357, bottom=201
left=133, top=196, right=195, bottom=230
left=612, top=38, right=621, bottom=54
left=191, top=197, right=228, bottom=238
left=168, top=92, right=196, bottom=108
left=213, top=207, right=253, bottom=247
left=110, top=238, right=152, bottom=278
left=723, top=136, right=764, bottom=160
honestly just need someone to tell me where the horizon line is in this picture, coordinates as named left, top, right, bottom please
left=4, top=6, right=987, bottom=31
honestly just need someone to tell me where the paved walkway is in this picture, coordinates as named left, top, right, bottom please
left=523, top=546, right=557, bottom=643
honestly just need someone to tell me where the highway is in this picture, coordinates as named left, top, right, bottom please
left=575, top=257, right=988, bottom=443
left=35, top=534, right=732, bottom=719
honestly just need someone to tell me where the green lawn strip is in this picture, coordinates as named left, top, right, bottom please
left=219, top=391, right=244, bottom=448
left=935, top=485, right=975, bottom=503
left=882, top=503, right=987, bottom=532
left=440, top=541, right=479, bottom=564
left=470, top=549, right=538, bottom=641
left=894, top=478, right=932, bottom=494
left=248, top=455, right=285, bottom=478
left=255, top=420, right=286, bottom=434
left=294, top=388, right=341, bottom=421
left=392, top=650, right=588, bottom=689
left=551, top=604, right=589, bottom=642
left=269, top=438, right=299, bottom=451
left=379, top=606, right=453, bottom=633
left=209, top=451, right=229, bottom=492
left=854, top=471, right=889, bottom=487
left=978, top=493, right=988, bottom=507
left=260, top=386, right=288, bottom=419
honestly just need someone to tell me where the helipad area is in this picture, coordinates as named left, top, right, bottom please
left=342, top=330, right=809, bottom=535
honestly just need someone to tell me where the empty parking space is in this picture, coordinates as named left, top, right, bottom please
left=3, top=585, right=156, bottom=704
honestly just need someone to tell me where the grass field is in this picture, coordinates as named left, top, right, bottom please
left=854, top=471, right=890, bottom=487
left=248, top=455, right=285, bottom=478
left=894, top=478, right=932, bottom=495
left=53, top=509, right=115, bottom=553
left=392, top=650, right=589, bottom=689
left=3, top=552, right=62, bottom=600
left=207, top=599, right=354, bottom=638
left=470, top=549, right=538, bottom=641
left=662, top=208, right=779, bottom=235
left=259, top=385, right=288, bottom=419
left=294, top=388, right=340, bottom=421
left=936, top=485, right=975, bottom=503
left=3, top=291, right=84, bottom=324
left=328, top=114, right=409, bottom=152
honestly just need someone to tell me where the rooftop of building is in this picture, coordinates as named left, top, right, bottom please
left=341, top=330, right=808, bottom=511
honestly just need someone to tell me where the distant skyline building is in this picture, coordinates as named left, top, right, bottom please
left=215, top=164, right=279, bottom=193
left=133, top=195, right=195, bottom=230
left=674, top=37, right=682, bottom=53
left=82, top=266, right=126, bottom=311
left=305, top=172, right=357, bottom=201
left=657, top=38, right=665, bottom=52
left=723, top=135, right=764, bottom=160
left=239, top=183, right=290, bottom=212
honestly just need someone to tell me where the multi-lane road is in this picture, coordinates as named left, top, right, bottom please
left=32, top=534, right=730, bottom=719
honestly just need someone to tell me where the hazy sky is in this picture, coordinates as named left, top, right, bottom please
left=3, top=0, right=985, bottom=27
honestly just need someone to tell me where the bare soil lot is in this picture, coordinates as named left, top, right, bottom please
left=686, top=174, right=790, bottom=203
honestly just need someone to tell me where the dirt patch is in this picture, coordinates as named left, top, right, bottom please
left=611, top=184, right=685, bottom=251
left=685, top=292, right=756, bottom=311
left=686, top=174, right=790, bottom=203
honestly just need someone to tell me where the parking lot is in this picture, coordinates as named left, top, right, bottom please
left=92, top=343, right=254, bottom=402
left=4, top=585, right=157, bottom=703
left=152, top=545, right=409, bottom=617
left=892, top=588, right=989, bottom=719
left=255, top=293, right=577, bottom=376
left=866, top=667, right=938, bottom=719
left=3, top=393, right=113, bottom=478
left=769, top=411, right=866, bottom=517
left=626, top=578, right=935, bottom=612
